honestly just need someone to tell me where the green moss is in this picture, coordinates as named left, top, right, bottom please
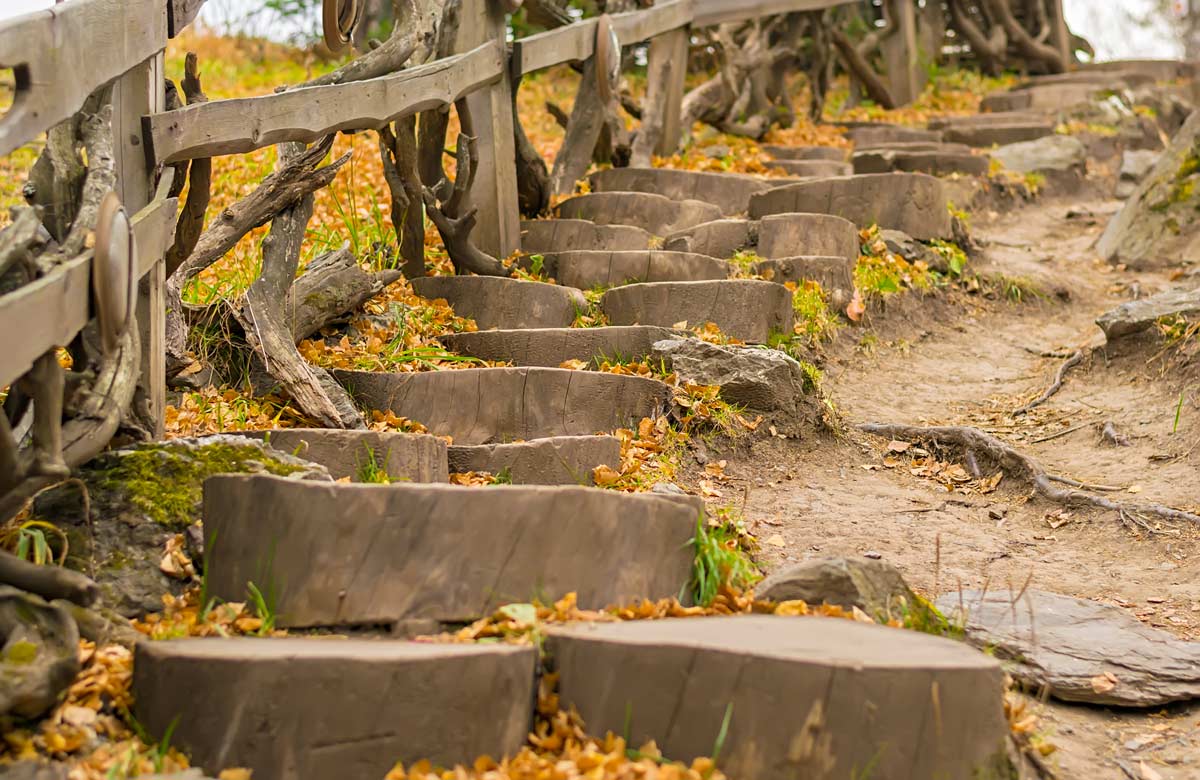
left=791, top=281, right=840, bottom=342
left=92, top=442, right=304, bottom=528
left=5, top=640, right=37, bottom=664
left=798, top=361, right=823, bottom=394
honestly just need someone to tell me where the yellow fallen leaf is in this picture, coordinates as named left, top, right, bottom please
left=774, top=600, right=809, bottom=616
left=592, top=465, right=622, bottom=487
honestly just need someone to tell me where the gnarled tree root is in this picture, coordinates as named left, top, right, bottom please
left=1014, top=349, right=1084, bottom=415
left=858, top=423, right=1200, bottom=529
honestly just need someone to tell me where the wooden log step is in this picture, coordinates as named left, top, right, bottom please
left=942, top=122, right=1055, bottom=148
left=852, top=150, right=990, bottom=177
left=663, top=219, right=753, bottom=259
left=980, top=82, right=1104, bottom=113
left=448, top=435, right=621, bottom=485
left=749, top=173, right=951, bottom=240
left=760, top=144, right=847, bottom=162
left=134, top=638, right=534, bottom=780
left=228, top=429, right=448, bottom=483
left=851, top=140, right=972, bottom=154
left=201, top=475, right=702, bottom=625
left=410, top=275, right=587, bottom=330
left=752, top=255, right=854, bottom=303
left=768, top=159, right=854, bottom=178
left=756, top=213, right=860, bottom=261
left=530, top=250, right=730, bottom=289
left=556, top=192, right=723, bottom=237
left=846, top=126, right=943, bottom=146
left=440, top=325, right=679, bottom=368
left=547, top=616, right=1009, bottom=780
left=601, top=280, right=793, bottom=344
left=521, top=219, right=652, bottom=254
left=587, top=167, right=772, bottom=217
left=927, top=112, right=1045, bottom=129
left=333, top=366, right=671, bottom=445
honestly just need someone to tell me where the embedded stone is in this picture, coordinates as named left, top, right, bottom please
left=768, top=159, right=853, bottom=178
left=533, top=250, right=729, bottom=289
left=228, top=429, right=448, bottom=483
left=439, top=326, right=679, bottom=368
left=1116, top=149, right=1161, bottom=199
left=410, top=275, right=587, bottom=330
left=587, top=168, right=770, bottom=216
left=749, top=173, right=951, bottom=240
left=852, top=150, right=990, bottom=177
left=202, top=476, right=702, bottom=625
left=1096, top=288, right=1200, bottom=340
left=448, top=435, right=622, bottom=485
left=755, top=213, right=860, bottom=260
left=556, top=192, right=722, bottom=236
left=992, top=135, right=1087, bottom=192
left=133, top=638, right=535, bottom=780
left=756, top=558, right=916, bottom=620
left=547, top=616, right=1011, bottom=780
left=333, top=367, right=671, bottom=444
left=521, top=219, right=652, bottom=254
left=601, top=280, right=793, bottom=343
left=662, top=219, right=753, bottom=258
left=651, top=338, right=813, bottom=415
left=761, top=144, right=846, bottom=162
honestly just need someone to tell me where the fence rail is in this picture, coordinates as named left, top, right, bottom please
left=0, top=0, right=857, bottom=433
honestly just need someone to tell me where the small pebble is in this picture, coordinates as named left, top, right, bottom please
left=863, top=551, right=883, bottom=560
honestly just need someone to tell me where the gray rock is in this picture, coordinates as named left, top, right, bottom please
left=937, top=589, right=1200, bottom=707
left=1100, top=111, right=1200, bottom=268
left=879, top=229, right=949, bottom=272
left=1096, top=287, right=1200, bottom=339
left=0, top=587, right=80, bottom=720
left=1116, top=149, right=1161, bottom=198
left=756, top=558, right=916, bottom=621
left=651, top=338, right=813, bottom=416
left=31, top=437, right=331, bottom=618
left=992, top=134, right=1087, bottom=175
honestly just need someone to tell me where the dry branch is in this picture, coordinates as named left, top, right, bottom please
left=831, top=28, right=897, bottom=110
left=0, top=549, right=99, bottom=606
left=166, top=52, right=212, bottom=277
left=859, top=423, right=1200, bottom=527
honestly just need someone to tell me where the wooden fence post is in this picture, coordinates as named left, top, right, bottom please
left=114, top=50, right=167, bottom=437
left=456, top=0, right=521, bottom=259
left=631, top=26, right=690, bottom=166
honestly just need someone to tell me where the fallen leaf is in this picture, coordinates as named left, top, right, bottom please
left=558, top=359, right=588, bottom=371
left=765, top=534, right=785, bottom=548
left=592, top=465, right=622, bottom=487
left=845, top=289, right=866, bottom=322
left=887, top=440, right=911, bottom=453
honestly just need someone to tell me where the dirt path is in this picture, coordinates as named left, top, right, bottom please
left=723, top=197, right=1200, bottom=778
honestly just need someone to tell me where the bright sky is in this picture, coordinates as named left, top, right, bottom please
left=0, top=0, right=1186, bottom=60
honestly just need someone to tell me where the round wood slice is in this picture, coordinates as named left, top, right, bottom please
left=595, top=15, right=621, bottom=105
left=92, top=191, right=136, bottom=356
left=323, top=0, right=362, bottom=54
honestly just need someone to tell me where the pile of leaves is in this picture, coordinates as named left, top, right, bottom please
left=826, top=69, right=1017, bottom=127
left=854, top=225, right=934, bottom=297
left=165, top=387, right=314, bottom=437
left=868, top=438, right=1005, bottom=497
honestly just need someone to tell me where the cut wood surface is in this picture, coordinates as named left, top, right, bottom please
left=692, top=0, right=857, bottom=27
left=144, top=41, right=505, bottom=163
left=0, top=0, right=167, bottom=157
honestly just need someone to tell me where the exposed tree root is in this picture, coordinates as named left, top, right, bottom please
left=858, top=423, right=1200, bottom=528
left=1013, top=349, right=1084, bottom=415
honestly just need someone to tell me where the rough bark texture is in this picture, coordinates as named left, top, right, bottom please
left=165, top=52, right=211, bottom=277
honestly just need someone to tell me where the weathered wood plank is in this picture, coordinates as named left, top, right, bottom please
left=512, top=0, right=692, bottom=77
left=692, top=0, right=855, bottom=27
left=143, top=41, right=505, bottom=164
left=0, top=0, right=167, bottom=157
left=168, top=0, right=208, bottom=38
left=0, top=180, right=178, bottom=393
left=457, top=0, right=521, bottom=258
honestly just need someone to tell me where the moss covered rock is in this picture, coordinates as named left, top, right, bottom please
left=32, top=436, right=330, bottom=618
left=1099, top=111, right=1200, bottom=269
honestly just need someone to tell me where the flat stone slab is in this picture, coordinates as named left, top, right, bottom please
left=846, top=126, right=943, bottom=146
left=761, top=144, right=846, bottom=162
left=203, top=476, right=702, bottom=625
left=852, top=150, right=990, bottom=177
left=134, top=638, right=534, bottom=779
left=588, top=167, right=770, bottom=217
left=752, top=255, right=854, bottom=298
left=410, top=275, right=586, bottom=330
left=556, top=192, right=722, bottom=237
left=602, top=280, right=793, bottom=343
left=769, top=159, right=853, bottom=178
left=440, top=326, right=679, bottom=368
left=448, top=435, right=621, bottom=485
left=547, top=616, right=1010, bottom=780
left=521, top=219, right=651, bottom=254
left=756, top=212, right=860, bottom=261
left=662, top=219, right=752, bottom=259
left=228, top=429, right=448, bottom=483
left=750, top=173, right=951, bottom=240
left=534, top=250, right=729, bottom=289
left=937, top=590, right=1200, bottom=707
left=943, top=122, right=1055, bottom=147
left=333, top=367, right=671, bottom=444
left=1096, top=287, right=1200, bottom=339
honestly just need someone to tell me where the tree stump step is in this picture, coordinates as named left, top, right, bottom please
left=410, top=275, right=587, bottom=331
left=601, top=280, right=793, bottom=344
left=521, top=219, right=652, bottom=254
left=556, top=192, right=723, bottom=237
left=448, top=435, right=621, bottom=485
left=756, top=213, right=860, bottom=261
left=760, top=144, right=847, bottom=162
left=852, top=150, right=990, bottom=177
left=768, top=159, right=854, bottom=178
left=440, top=326, right=680, bottom=368
left=528, top=250, right=730, bottom=289
left=588, top=167, right=771, bottom=217
left=227, top=429, right=448, bottom=483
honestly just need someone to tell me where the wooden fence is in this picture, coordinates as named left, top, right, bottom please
left=0, top=0, right=856, bottom=436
